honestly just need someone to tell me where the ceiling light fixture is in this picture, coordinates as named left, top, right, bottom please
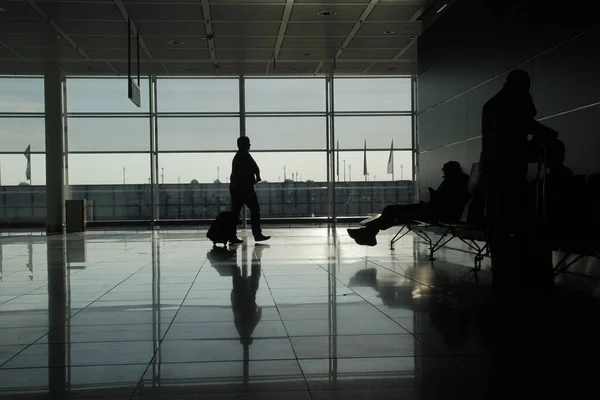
left=383, top=30, right=394, bottom=35
left=437, top=4, right=448, bottom=13
left=168, top=40, right=185, bottom=45
left=317, top=10, right=337, bottom=16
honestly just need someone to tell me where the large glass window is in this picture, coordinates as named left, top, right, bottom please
left=1, top=75, right=414, bottom=226
left=246, top=78, right=326, bottom=112
left=68, top=117, right=150, bottom=152
left=334, top=77, right=412, bottom=112
left=0, top=77, right=47, bottom=225
left=157, top=78, right=239, bottom=113
left=0, top=77, right=45, bottom=113
left=157, top=117, right=239, bottom=151
left=67, top=78, right=150, bottom=113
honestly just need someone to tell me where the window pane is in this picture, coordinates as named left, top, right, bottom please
left=68, top=153, right=150, bottom=185
left=246, top=117, right=326, bottom=150
left=334, top=78, right=412, bottom=111
left=335, top=150, right=413, bottom=182
left=246, top=78, right=326, bottom=112
left=68, top=117, right=150, bottom=151
left=67, top=78, right=150, bottom=113
left=157, top=78, right=239, bottom=113
left=0, top=78, right=44, bottom=113
left=158, top=153, right=234, bottom=185
left=157, top=152, right=234, bottom=220
left=0, top=154, right=46, bottom=186
left=0, top=154, right=46, bottom=223
left=251, top=152, right=327, bottom=183
left=335, top=116, right=412, bottom=149
left=157, top=117, right=239, bottom=151
left=157, top=152, right=328, bottom=219
left=0, top=117, right=45, bottom=151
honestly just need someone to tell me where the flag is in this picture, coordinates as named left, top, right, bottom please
left=336, top=140, right=339, bottom=177
left=387, top=140, right=394, bottom=174
left=363, top=140, right=368, bottom=176
left=24, top=144, right=31, bottom=181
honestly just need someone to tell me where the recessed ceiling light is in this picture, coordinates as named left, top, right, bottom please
left=168, top=40, right=185, bottom=45
left=437, top=4, right=448, bottom=13
left=383, top=30, right=394, bottom=35
left=317, top=10, right=337, bottom=16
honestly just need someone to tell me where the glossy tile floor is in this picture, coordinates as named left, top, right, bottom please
left=0, top=227, right=599, bottom=399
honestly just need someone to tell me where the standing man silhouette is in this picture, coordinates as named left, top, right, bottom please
left=229, top=136, right=270, bottom=243
left=480, top=69, right=557, bottom=288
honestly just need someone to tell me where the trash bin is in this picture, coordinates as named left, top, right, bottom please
left=66, top=199, right=86, bottom=233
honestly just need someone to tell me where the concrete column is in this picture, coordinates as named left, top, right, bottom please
left=44, top=55, right=65, bottom=234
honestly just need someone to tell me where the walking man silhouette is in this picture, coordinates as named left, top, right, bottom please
left=229, top=136, right=270, bottom=243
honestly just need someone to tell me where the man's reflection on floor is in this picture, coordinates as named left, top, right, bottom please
left=206, top=243, right=269, bottom=385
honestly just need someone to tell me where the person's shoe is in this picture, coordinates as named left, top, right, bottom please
left=254, top=234, right=271, bottom=242
left=352, top=228, right=377, bottom=247
left=347, top=228, right=359, bottom=239
left=229, top=237, right=243, bottom=245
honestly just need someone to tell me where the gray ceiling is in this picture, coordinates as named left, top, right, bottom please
left=0, top=0, right=434, bottom=76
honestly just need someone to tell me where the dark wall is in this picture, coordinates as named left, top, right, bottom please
left=417, top=0, right=600, bottom=195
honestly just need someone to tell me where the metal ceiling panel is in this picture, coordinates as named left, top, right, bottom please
left=135, top=21, right=206, bottom=36
left=213, top=22, right=280, bottom=37
left=356, top=21, right=421, bottom=36
left=151, top=48, right=211, bottom=60
left=39, top=2, right=124, bottom=21
left=210, top=5, right=285, bottom=22
left=217, top=48, right=274, bottom=60
left=83, top=48, right=150, bottom=60
left=367, top=4, right=423, bottom=21
left=216, top=36, right=276, bottom=49
left=0, top=1, right=41, bottom=20
left=0, top=19, right=54, bottom=34
left=57, top=20, right=127, bottom=36
left=282, top=36, right=345, bottom=48
left=289, top=5, right=366, bottom=22
left=347, top=36, right=412, bottom=49
left=340, top=48, right=402, bottom=59
left=285, top=22, right=354, bottom=37
left=125, top=3, right=204, bottom=21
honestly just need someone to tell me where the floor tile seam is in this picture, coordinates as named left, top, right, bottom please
left=317, top=267, right=421, bottom=338
left=34, top=262, right=160, bottom=347
left=0, top=281, right=59, bottom=305
left=154, top=255, right=210, bottom=351
left=259, top=264, right=313, bottom=395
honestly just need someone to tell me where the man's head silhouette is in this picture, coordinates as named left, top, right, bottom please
left=237, top=136, right=251, bottom=151
left=505, top=69, right=531, bottom=91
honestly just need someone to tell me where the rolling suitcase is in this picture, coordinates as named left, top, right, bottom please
left=206, top=211, right=237, bottom=247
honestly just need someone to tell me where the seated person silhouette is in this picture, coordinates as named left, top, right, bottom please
left=348, top=161, right=470, bottom=246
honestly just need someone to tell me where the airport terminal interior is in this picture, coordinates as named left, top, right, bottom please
left=1, top=0, right=600, bottom=399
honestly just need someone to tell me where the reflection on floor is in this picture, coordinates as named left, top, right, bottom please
left=0, top=228, right=599, bottom=399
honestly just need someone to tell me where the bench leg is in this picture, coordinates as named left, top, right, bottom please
left=390, top=225, right=410, bottom=250
left=554, top=253, right=584, bottom=276
left=430, top=233, right=454, bottom=261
